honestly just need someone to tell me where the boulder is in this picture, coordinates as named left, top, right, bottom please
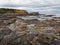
left=0, top=27, right=12, bottom=44
left=8, top=18, right=28, bottom=31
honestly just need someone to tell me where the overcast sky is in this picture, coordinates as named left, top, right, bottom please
left=0, top=0, right=60, bottom=15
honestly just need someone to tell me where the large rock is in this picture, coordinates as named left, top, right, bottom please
left=0, top=27, right=12, bottom=44
left=3, top=18, right=16, bottom=25
left=0, top=27, right=11, bottom=35
left=8, top=18, right=28, bottom=31
left=45, top=19, right=60, bottom=26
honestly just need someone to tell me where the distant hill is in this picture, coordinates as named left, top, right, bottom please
left=0, top=8, right=28, bottom=15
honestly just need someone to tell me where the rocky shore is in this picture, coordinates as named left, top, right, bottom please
left=0, top=11, right=60, bottom=45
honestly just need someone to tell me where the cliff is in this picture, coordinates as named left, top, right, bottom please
left=0, top=8, right=28, bottom=15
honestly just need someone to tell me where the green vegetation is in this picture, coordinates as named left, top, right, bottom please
left=0, top=8, right=16, bottom=14
left=0, top=8, right=28, bottom=15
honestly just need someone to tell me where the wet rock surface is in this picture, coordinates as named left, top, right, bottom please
left=0, top=14, right=60, bottom=45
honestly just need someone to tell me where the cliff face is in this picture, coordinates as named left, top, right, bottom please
left=0, top=8, right=28, bottom=15
left=16, top=10, right=28, bottom=15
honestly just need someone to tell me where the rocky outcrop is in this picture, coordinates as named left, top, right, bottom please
left=8, top=18, right=28, bottom=31
left=0, top=27, right=12, bottom=43
left=0, top=10, right=60, bottom=45
left=43, top=19, right=60, bottom=27
left=29, top=12, right=39, bottom=15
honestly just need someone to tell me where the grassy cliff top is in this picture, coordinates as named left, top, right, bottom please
left=0, top=8, right=28, bottom=14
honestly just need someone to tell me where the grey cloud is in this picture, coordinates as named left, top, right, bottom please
left=0, top=0, right=60, bottom=15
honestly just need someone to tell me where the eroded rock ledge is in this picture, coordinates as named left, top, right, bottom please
left=0, top=13, right=60, bottom=45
